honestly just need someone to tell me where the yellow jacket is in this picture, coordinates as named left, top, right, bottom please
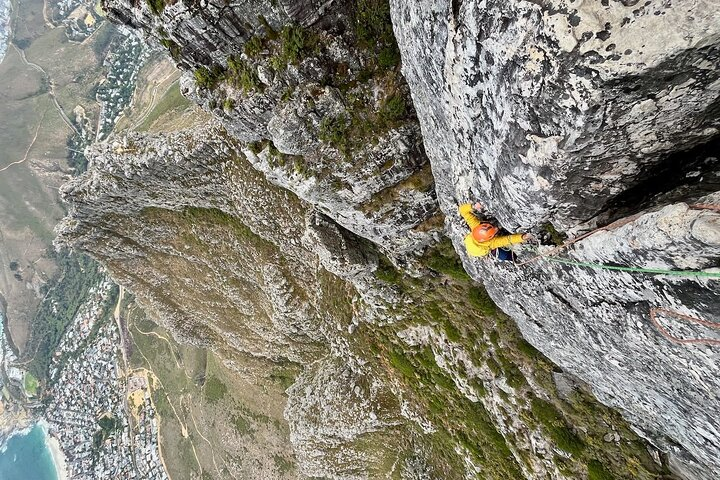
left=459, top=204, right=524, bottom=257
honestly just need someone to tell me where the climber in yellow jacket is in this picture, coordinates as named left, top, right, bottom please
left=459, top=203, right=531, bottom=260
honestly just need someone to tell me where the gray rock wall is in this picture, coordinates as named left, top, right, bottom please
left=391, top=0, right=720, bottom=231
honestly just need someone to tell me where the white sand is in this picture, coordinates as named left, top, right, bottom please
left=40, top=422, right=69, bottom=480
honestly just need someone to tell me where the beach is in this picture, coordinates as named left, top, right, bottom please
left=41, top=422, right=69, bottom=480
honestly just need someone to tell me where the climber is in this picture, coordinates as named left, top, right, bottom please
left=458, top=203, right=532, bottom=261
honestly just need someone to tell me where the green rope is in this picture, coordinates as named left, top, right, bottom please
left=543, top=256, right=720, bottom=278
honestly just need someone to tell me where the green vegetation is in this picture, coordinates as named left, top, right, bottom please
left=23, top=372, right=39, bottom=397
left=587, top=460, right=614, bottom=480
left=379, top=94, right=407, bottom=122
left=375, top=255, right=402, bottom=284
left=24, top=252, right=104, bottom=380
left=135, top=81, right=190, bottom=131
left=226, top=56, right=262, bottom=93
left=272, top=454, right=294, bottom=475
left=542, top=222, right=567, bottom=246
left=244, top=36, right=263, bottom=58
left=194, top=66, right=222, bottom=90
left=422, top=238, right=471, bottom=281
left=159, top=38, right=181, bottom=60
left=204, top=376, right=228, bottom=403
left=353, top=0, right=401, bottom=70
left=146, top=0, right=166, bottom=15
left=318, top=115, right=351, bottom=155
left=93, top=415, right=121, bottom=451
left=531, top=396, right=585, bottom=456
left=337, top=234, right=671, bottom=478
left=279, top=25, right=314, bottom=65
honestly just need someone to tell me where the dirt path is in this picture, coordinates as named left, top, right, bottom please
left=0, top=109, right=47, bottom=173
left=11, top=44, right=80, bottom=136
left=133, top=323, right=185, bottom=372
left=183, top=395, right=230, bottom=478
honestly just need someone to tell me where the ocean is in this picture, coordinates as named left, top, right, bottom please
left=0, top=424, right=58, bottom=480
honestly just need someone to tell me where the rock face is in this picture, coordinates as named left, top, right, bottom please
left=391, top=0, right=720, bottom=231
left=391, top=0, right=720, bottom=477
left=101, top=0, right=442, bottom=259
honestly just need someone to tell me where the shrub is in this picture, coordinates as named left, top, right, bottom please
left=281, top=25, right=307, bottom=64
left=530, top=397, right=585, bottom=456
left=223, top=98, right=235, bottom=112
left=194, top=66, right=221, bottom=90
left=244, top=36, right=263, bottom=57
left=146, top=0, right=165, bottom=15
left=380, top=94, right=407, bottom=122
left=389, top=350, right=415, bottom=378
left=226, top=56, right=261, bottom=93
left=443, top=320, right=462, bottom=342
left=378, top=45, right=401, bottom=70
left=319, top=115, right=350, bottom=154
left=468, top=286, right=497, bottom=316
left=354, top=0, right=395, bottom=49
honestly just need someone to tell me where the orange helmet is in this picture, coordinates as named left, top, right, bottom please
left=472, top=223, right=498, bottom=242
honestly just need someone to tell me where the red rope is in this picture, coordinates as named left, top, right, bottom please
left=649, top=308, right=720, bottom=346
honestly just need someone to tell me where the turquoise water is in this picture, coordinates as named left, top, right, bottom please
left=0, top=424, right=58, bottom=480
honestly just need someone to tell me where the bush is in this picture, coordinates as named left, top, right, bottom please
left=244, top=36, right=263, bottom=57
left=223, top=98, right=235, bottom=112
left=354, top=0, right=395, bottom=49
left=380, top=95, right=407, bottom=122
left=226, top=57, right=261, bottom=93
left=146, top=0, right=165, bottom=15
left=375, top=255, right=402, bottom=284
left=389, top=350, right=415, bottom=378
left=378, top=45, right=401, bottom=70
left=194, top=66, right=221, bottom=90
left=468, top=286, right=497, bottom=316
left=319, top=115, right=351, bottom=154
left=281, top=25, right=307, bottom=64
left=443, top=320, right=462, bottom=342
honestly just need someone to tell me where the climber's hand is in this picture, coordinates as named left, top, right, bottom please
left=472, top=202, right=484, bottom=211
left=522, top=233, right=534, bottom=242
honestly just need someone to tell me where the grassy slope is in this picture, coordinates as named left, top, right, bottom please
left=127, top=302, right=299, bottom=480
left=355, top=240, right=673, bottom=479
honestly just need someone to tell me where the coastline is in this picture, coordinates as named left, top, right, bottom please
left=40, top=421, right=69, bottom=480
left=0, top=423, right=32, bottom=453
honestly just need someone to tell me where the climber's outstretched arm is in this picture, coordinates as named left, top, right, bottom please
left=458, top=203, right=481, bottom=230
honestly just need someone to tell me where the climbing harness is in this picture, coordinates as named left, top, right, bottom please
left=513, top=204, right=720, bottom=345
